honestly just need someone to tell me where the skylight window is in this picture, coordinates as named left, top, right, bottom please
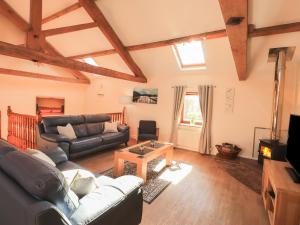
left=83, top=57, right=98, bottom=66
left=173, top=41, right=206, bottom=70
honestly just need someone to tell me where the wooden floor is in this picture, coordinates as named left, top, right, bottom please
left=75, top=143, right=269, bottom=225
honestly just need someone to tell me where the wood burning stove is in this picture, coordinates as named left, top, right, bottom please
left=258, top=139, right=286, bottom=164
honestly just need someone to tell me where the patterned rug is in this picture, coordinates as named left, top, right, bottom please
left=215, top=154, right=262, bottom=194
left=100, top=157, right=171, bottom=204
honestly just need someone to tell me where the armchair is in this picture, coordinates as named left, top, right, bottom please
left=137, top=120, right=159, bottom=143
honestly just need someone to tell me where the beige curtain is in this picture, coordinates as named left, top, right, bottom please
left=170, top=86, right=186, bottom=144
left=198, top=85, right=213, bottom=154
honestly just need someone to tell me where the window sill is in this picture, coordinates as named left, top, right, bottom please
left=179, top=123, right=202, bottom=128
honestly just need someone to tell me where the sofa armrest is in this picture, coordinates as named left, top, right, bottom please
left=117, top=124, right=129, bottom=133
left=40, top=134, right=71, bottom=143
left=41, top=147, right=68, bottom=165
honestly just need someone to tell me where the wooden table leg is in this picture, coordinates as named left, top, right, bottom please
left=136, top=160, right=147, bottom=182
left=165, top=146, right=174, bottom=166
left=114, top=153, right=124, bottom=177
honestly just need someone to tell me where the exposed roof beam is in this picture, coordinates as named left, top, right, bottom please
left=218, top=0, right=248, bottom=81
left=43, top=22, right=97, bottom=36
left=0, top=41, right=147, bottom=83
left=0, top=68, right=89, bottom=84
left=79, top=0, right=146, bottom=80
left=26, top=0, right=42, bottom=50
left=0, top=0, right=28, bottom=32
left=68, top=29, right=227, bottom=59
left=250, top=22, right=300, bottom=37
left=42, top=2, right=81, bottom=24
left=0, top=0, right=89, bottom=83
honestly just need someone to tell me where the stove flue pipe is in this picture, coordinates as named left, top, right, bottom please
left=271, top=49, right=286, bottom=141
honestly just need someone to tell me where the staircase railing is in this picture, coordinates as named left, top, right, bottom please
left=6, top=106, right=126, bottom=151
left=7, top=106, right=38, bottom=151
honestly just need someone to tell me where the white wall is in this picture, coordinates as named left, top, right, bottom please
left=83, top=35, right=300, bottom=158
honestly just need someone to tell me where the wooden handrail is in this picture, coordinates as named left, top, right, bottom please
left=106, top=107, right=126, bottom=124
left=7, top=106, right=38, bottom=151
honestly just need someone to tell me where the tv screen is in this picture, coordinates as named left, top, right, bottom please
left=286, top=114, right=300, bottom=176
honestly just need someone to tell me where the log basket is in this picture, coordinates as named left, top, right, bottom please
left=215, top=143, right=241, bottom=159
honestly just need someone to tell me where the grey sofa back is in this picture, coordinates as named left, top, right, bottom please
left=0, top=140, right=71, bottom=225
left=42, top=114, right=111, bottom=135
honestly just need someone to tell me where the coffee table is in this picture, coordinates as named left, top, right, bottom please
left=113, top=141, right=174, bottom=182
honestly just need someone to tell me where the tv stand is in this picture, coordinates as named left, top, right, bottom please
left=286, top=167, right=300, bottom=183
left=262, top=160, right=300, bottom=225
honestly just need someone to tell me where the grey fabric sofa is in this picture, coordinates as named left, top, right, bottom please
left=0, top=140, right=143, bottom=225
left=37, top=114, right=129, bottom=159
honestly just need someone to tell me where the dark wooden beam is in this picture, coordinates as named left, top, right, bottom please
left=218, top=0, right=248, bottom=81
left=27, top=0, right=42, bottom=50
left=0, top=0, right=28, bottom=32
left=250, top=22, right=300, bottom=37
left=0, top=0, right=89, bottom=82
left=0, top=68, right=89, bottom=84
left=68, top=29, right=227, bottom=59
left=41, top=41, right=90, bottom=82
left=0, top=41, right=147, bottom=83
left=42, top=2, right=81, bottom=24
left=79, top=0, right=146, bottom=80
left=43, top=22, right=97, bottom=36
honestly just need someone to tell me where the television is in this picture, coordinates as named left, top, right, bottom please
left=286, top=114, right=300, bottom=183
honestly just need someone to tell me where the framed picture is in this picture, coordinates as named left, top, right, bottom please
left=132, top=88, right=158, bottom=104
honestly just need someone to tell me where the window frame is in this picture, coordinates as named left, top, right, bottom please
left=180, top=92, right=202, bottom=126
left=173, top=41, right=207, bottom=70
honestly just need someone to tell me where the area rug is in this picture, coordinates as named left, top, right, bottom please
left=100, top=157, right=171, bottom=204
left=214, top=155, right=262, bottom=194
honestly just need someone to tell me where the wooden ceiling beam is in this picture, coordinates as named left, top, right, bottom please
left=218, top=0, right=248, bottom=81
left=0, top=68, right=89, bottom=84
left=0, top=0, right=89, bottom=83
left=0, top=0, right=28, bottom=32
left=249, top=22, right=300, bottom=37
left=42, top=2, right=81, bottom=24
left=26, top=0, right=42, bottom=50
left=0, top=41, right=146, bottom=83
left=68, top=29, right=227, bottom=59
left=43, top=22, right=97, bottom=36
left=79, top=0, right=146, bottom=80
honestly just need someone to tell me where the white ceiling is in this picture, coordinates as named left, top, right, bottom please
left=1, top=0, right=300, bottom=78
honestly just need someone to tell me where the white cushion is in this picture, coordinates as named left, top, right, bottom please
left=57, top=123, right=77, bottom=139
left=62, top=169, right=98, bottom=197
left=103, top=122, right=118, bottom=133
left=27, top=148, right=56, bottom=167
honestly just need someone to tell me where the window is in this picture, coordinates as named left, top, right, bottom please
left=173, top=41, right=206, bottom=70
left=83, top=57, right=98, bottom=66
left=181, top=92, right=202, bottom=126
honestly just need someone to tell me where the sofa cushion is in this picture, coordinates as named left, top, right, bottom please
left=84, top=114, right=111, bottom=123
left=57, top=123, right=77, bottom=140
left=101, top=132, right=124, bottom=145
left=86, top=123, right=104, bottom=136
left=103, top=122, right=118, bottom=134
left=72, top=124, right=88, bottom=138
left=138, top=133, right=158, bottom=141
left=70, top=186, right=125, bottom=225
left=43, top=115, right=85, bottom=134
left=0, top=151, right=79, bottom=217
left=70, top=136, right=102, bottom=153
left=41, top=147, right=68, bottom=165
left=0, top=146, right=16, bottom=158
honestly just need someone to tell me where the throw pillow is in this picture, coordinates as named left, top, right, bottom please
left=103, top=122, right=118, bottom=133
left=57, top=123, right=77, bottom=139
left=62, top=169, right=98, bottom=197
left=27, top=148, right=56, bottom=167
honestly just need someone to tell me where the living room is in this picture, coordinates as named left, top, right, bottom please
left=0, top=0, right=300, bottom=225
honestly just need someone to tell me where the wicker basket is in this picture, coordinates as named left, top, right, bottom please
left=215, top=143, right=241, bottom=159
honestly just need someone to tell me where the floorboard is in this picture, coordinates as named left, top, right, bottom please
left=75, top=142, right=269, bottom=225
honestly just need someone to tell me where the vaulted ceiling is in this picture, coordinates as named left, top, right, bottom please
left=1, top=0, right=300, bottom=84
